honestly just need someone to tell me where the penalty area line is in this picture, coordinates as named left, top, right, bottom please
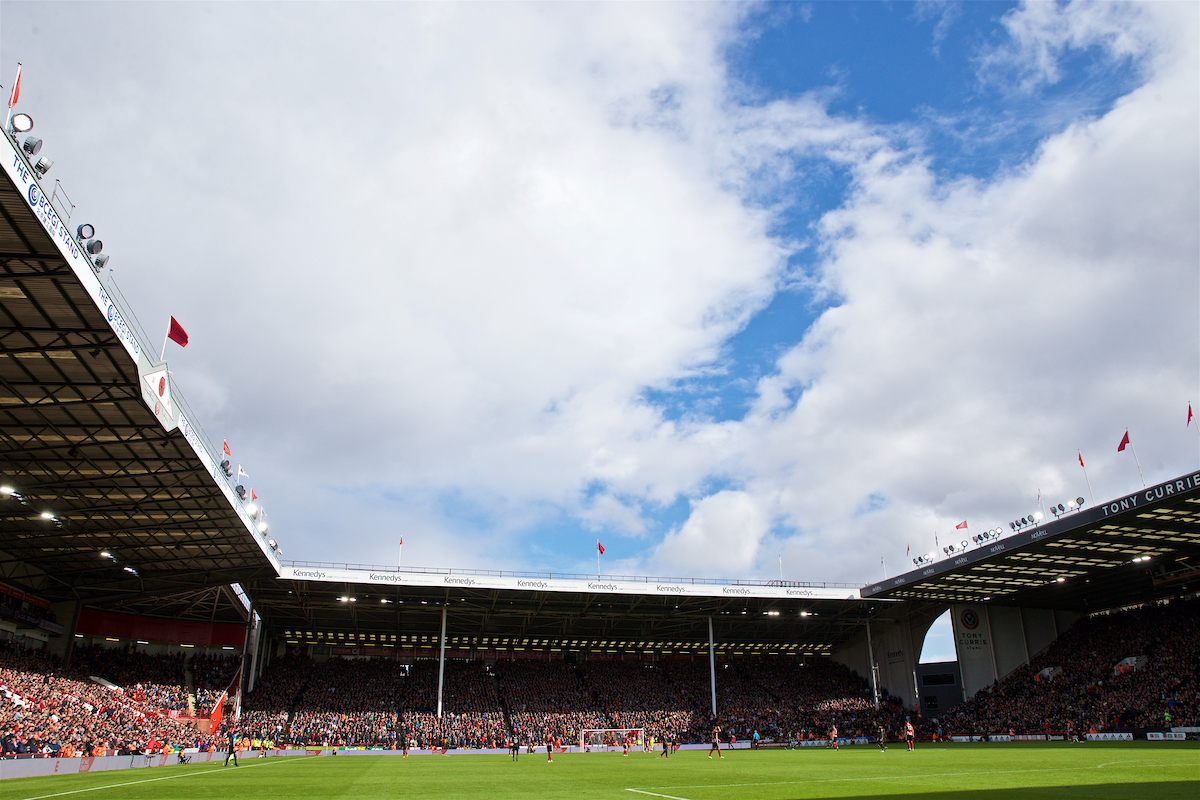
left=18, top=754, right=321, bottom=800
left=626, top=790, right=694, bottom=800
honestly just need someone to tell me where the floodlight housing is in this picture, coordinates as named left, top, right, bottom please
left=22, top=137, right=41, bottom=156
left=93, top=254, right=110, bottom=269
left=76, top=224, right=95, bottom=240
left=85, top=239, right=103, bottom=255
left=33, top=156, right=51, bottom=176
left=10, top=113, right=33, bottom=133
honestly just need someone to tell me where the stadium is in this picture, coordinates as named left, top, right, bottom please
left=1, top=53, right=1199, bottom=800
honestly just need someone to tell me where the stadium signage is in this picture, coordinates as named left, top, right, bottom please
left=278, top=567, right=861, bottom=600
left=3, top=141, right=143, bottom=362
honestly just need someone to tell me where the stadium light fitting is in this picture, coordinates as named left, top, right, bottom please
left=39, top=511, right=55, bottom=520
left=0, top=486, right=12, bottom=495
left=21, top=137, right=41, bottom=156
left=76, top=224, right=95, bottom=240
left=244, top=501, right=258, bottom=517
left=10, top=113, right=33, bottom=133
left=257, top=520, right=268, bottom=533
left=85, top=239, right=103, bottom=255
left=1056, top=577, right=1065, bottom=583
left=100, top=551, right=113, bottom=558
left=93, top=254, right=110, bottom=270
left=33, top=156, right=52, bottom=176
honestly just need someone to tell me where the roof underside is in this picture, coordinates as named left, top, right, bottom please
left=244, top=574, right=890, bottom=656
left=0, top=140, right=273, bottom=619
left=863, top=476, right=1200, bottom=611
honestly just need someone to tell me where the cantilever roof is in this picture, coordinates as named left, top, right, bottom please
left=862, top=472, right=1200, bottom=611
left=0, top=127, right=276, bottom=618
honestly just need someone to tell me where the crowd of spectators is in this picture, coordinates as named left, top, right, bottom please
left=0, top=642, right=215, bottom=756
left=939, top=598, right=1199, bottom=735
left=191, top=653, right=242, bottom=717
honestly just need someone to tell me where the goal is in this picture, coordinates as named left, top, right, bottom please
left=579, top=728, right=644, bottom=751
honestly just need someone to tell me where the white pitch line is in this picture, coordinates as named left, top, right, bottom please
left=625, top=790, right=693, bottom=800
left=636, top=761, right=1199, bottom=792
left=17, top=755, right=320, bottom=800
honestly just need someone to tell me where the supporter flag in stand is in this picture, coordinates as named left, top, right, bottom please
left=955, top=520, right=968, bottom=530
left=209, top=689, right=226, bottom=728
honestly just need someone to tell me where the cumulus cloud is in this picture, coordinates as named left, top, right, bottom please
left=1, top=1, right=1194, bottom=584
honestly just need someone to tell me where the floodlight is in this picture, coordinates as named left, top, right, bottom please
left=220, top=459, right=232, bottom=477
left=100, top=551, right=112, bottom=558
left=93, top=255, right=109, bottom=269
left=22, top=137, right=41, bottom=156
left=1032, top=511, right=1043, bottom=522
left=33, top=156, right=52, bottom=176
left=256, top=520, right=268, bottom=534
left=1056, top=577, right=1065, bottom=583
left=235, top=484, right=246, bottom=500
left=40, top=511, right=55, bottom=520
left=10, top=113, right=33, bottom=133
left=0, top=486, right=13, bottom=495
left=85, top=239, right=103, bottom=255
left=245, top=501, right=258, bottom=517
left=1067, top=500, right=1077, bottom=509
left=1076, top=497, right=1086, bottom=507
left=76, top=224, right=95, bottom=240
left=267, top=538, right=277, bottom=549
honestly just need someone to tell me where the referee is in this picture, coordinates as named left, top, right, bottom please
left=224, top=727, right=239, bottom=767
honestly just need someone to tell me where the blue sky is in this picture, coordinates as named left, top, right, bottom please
left=2, top=1, right=1196, bottom=586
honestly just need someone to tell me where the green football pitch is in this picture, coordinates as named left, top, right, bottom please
left=1, top=744, right=1196, bottom=800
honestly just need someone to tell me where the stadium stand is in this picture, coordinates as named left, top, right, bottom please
left=938, top=597, right=1199, bottom=736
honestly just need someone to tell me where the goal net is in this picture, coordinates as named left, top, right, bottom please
left=579, top=728, right=645, bottom=751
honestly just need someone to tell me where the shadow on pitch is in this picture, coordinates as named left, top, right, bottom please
left=787, top=782, right=1200, bottom=800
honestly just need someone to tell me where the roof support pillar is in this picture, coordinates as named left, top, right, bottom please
left=708, top=616, right=717, bottom=717
left=436, top=604, right=448, bottom=719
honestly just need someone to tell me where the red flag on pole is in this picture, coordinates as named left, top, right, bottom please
left=1189, top=404, right=1194, bottom=427
left=1078, top=452, right=1085, bottom=468
left=1118, top=431, right=1130, bottom=452
left=167, top=317, right=188, bottom=348
left=223, top=440, right=231, bottom=457
left=250, top=488, right=257, bottom=501
left=955, top=520, right=968, bottom=530
left=597, top=541, right=605, bottom=555
left=7, top=63, right=21, bottom=108
left=399, top=537, right=403, bottom=546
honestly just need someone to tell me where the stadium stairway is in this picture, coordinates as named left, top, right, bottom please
left=184, top=662, right=196, bottom=716
left=491, top=673, right=515, bottom=737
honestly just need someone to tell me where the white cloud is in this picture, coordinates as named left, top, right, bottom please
left=1, top=1, right=1194, bottom=586
left=653, top=490, right=771, bottom=576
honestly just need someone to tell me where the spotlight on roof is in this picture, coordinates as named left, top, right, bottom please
left=0, top=486, right=13, bottom=496
left=40, top=511, right=55, bottom=520
left=235, top=484, right=246, bottom=501
left=76, top=224, right=95, bottom=240
left=244, top=501, right=258, bottom=517
left=123, top=566, right=138, bottom=575
left=267, top=538, right=278, bottom=550
left=85, top=238, right=103, bottom=255
left=219, top=459, right=232, bottom=478
left=93, top=254, right=110, bottom=270
left=10, top=113, right=33, bottom=133
left=33, top=156, right=52, bottom=177
left=1076, top=497, right=1086, bottom=507
left=256, top=520, right=268, bottom=534
left=22, top=137, right=41, bottom=157
left=100, top=551, right=113, bottom=559
left=1056, top=576, right=1065, bottom=583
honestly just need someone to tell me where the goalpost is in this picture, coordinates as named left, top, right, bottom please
left=579, top=728, right=645, bottom=751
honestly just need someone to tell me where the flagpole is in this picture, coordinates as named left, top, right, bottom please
left=1079, top=451, right=1095, bottom=506
left=160, top=326, right=170, bottom=361
left=398, top=541, right=402, bottom=570
left=880, top=553, right=886, bottom=580
left=1191, top=402, right=1199, bottom=466
left=1129, top=439, right=1145, bottom=487
left=596, top=540, right=600, bottom=577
